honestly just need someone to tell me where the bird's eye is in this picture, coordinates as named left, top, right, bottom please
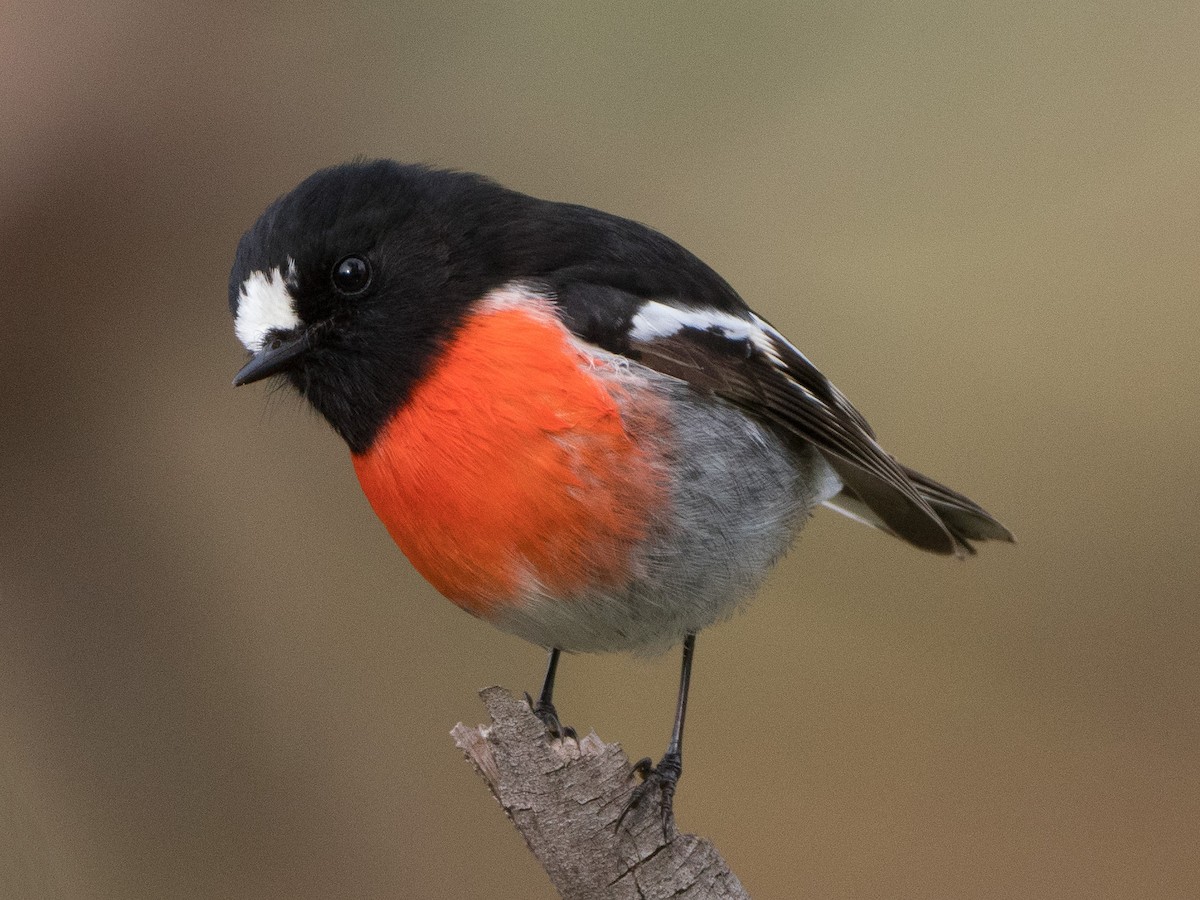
left=331, top=255, right=371, bottom=295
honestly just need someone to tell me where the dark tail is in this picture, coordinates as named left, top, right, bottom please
left=822, top=462, right=1013, bottom=557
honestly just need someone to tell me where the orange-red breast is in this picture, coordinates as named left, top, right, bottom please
left=230, top=161, right=1012, bottom=830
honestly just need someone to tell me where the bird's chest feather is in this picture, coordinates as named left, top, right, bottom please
left=351, top=299, right=668, bottom=617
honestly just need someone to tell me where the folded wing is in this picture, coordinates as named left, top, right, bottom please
left=556, top=285, right=1011, bottom=556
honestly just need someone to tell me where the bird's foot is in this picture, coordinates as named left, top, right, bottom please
left=523, top=692, right=576, bottom=740
left=616, top=750, right=682, bottom=839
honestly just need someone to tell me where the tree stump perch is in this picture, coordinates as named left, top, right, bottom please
left=451, top=686, right=749, bottom=899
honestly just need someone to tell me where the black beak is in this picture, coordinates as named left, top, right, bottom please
left=233, top=330, right=311, bottom=386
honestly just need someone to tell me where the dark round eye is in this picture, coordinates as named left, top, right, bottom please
left=331, top=255, right=371, bottom=295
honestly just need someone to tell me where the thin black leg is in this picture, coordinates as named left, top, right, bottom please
left=666, top=632, right=695, bottom=761
left=538, top=647, right=562, bottom=710
left=618, top=632, right=696, bottom=837
left=526, top=648, right=574, bottom=739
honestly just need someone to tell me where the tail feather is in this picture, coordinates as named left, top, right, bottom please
left=899, top=464, right=1014, bottom=548
left=822, top=462, right=1012, bottom=556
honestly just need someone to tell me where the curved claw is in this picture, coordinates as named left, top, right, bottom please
left=616, top=752, right=682, bottom=839
left=524, top=692, right=576, bottom=740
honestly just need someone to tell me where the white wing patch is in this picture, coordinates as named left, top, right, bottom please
left=630, top=301, right=784, bottom=365
left=627, top=302, right=835, bottom=403
left=748, top=314, right=809, bottom=368
left=234, top=266, right=301, bottom=352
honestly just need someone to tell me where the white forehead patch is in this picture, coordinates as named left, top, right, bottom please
left=234, top=264, right=301, bottom=352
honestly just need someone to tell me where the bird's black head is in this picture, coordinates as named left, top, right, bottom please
left=229, top=160, right=524, bottom=453
left=230, top=159, right=746, bottom=452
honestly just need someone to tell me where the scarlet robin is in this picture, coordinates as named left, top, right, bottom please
left=230, top=160, right=1012, bottom=831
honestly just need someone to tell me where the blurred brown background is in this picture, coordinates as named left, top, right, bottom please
left=3, top=2, right=1197, bottom=897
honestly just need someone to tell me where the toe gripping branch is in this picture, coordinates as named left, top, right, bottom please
left=526, top=693, right=577, bottom=741
left=526, top=647, right=577, bottom=740
left=617, top=749, right=683, bottom=838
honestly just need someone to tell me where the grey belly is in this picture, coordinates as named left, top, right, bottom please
left=491, top=368, right=839, bottom=654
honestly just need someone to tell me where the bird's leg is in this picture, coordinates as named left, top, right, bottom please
left=525, top=647, right=575, bottom=739
left=618, top=632, right=696, bottom=838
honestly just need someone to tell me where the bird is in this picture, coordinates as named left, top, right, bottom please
left=229, top=160, right=1012, bottom=832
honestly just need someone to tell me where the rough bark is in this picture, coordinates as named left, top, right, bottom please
left=451, top=686, right=749, bottom=899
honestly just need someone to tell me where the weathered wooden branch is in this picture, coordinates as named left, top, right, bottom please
left=451, top=686, right=749, bottom=899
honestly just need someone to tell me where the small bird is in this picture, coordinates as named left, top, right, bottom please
left=229, top=160, right=1011, bottom=830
